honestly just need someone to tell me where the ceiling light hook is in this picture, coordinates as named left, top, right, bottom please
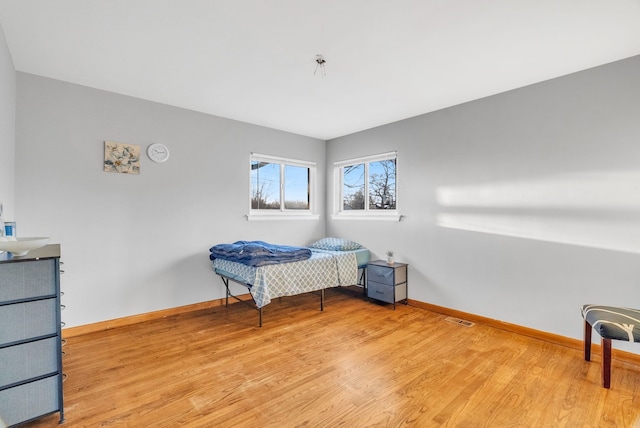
left=314, top=54, right=326, bottom=78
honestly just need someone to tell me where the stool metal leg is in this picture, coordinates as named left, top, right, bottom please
left=602, top=337, right=612, bottom=388
left=584, top=320, right=592, bottom=361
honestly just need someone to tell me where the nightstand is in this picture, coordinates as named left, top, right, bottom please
left=367, top=260, right=408, bottom=309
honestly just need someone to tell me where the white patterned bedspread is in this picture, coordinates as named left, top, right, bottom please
left=213, top=249, right=358, bottom=308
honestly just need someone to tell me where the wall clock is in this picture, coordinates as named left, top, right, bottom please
left=147, top=143, right=170, bottom=163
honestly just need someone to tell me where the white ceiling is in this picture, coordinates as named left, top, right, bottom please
left=1, top=1, right=640, bottom=140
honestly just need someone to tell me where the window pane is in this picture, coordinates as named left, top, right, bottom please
left=343, top=164, right=365, bottom=210
left=284, top=165, right=310, bottom=210
left=251, top=161, right=280, bottom=209
left=368, top=159, right=396, bottom=210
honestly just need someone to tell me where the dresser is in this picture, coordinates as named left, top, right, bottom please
left=0, top=245, right=64, bottom=426
left=367, top=260, right=408, bottom=309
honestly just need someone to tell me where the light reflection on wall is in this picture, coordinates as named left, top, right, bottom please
left=436, top=171, right=640, bottom=254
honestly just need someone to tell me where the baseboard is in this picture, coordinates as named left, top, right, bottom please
left=408, top=299, right=640, bottom=366
left=62, top=293, right=253, bottom=338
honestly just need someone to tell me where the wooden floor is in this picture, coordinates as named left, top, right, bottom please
left=23, top=288, right=640, bottom=427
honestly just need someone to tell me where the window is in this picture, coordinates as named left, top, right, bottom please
left=334, top=151, right=398, bottom=220
left=249, top=153, right=317, bottom=220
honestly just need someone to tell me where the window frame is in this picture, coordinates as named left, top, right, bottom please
left=332, top=151, right=400, bottom=222
left=248, top=153, right=318, bottom=221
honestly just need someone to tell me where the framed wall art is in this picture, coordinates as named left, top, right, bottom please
left=104, top=141, right=140, bottom=174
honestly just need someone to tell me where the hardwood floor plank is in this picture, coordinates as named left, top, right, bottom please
left=21, top=288, right=640, bottom=427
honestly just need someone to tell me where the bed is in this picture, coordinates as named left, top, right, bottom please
left=210, top=238, right=370, bottom=326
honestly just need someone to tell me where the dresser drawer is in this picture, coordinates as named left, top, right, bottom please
left=0, top=299, right=58, bottom=344
left=0, top=337, right=59, bottom=387
left=0, top=259, right=56, bottom=302
left=368, top=264, right=407, bottom=285
left=0, top=375, right=60, bottom=427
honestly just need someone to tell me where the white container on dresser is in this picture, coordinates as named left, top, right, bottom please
left=0, top=245, right=64, bottom=427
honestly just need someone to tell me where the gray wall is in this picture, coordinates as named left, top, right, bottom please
left=327, top=55, right=640, bottom=351
left=15, top=73, right=326, bottom=328
left=0, top=23, right=15, bottom=218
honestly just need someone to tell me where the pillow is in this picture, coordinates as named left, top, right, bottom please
left=308, top=237, right=363, bottom=251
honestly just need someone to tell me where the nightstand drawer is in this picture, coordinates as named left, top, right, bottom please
left=368, top=264, right=407, bottom=285
left=367, top=281, right=394, bottom=303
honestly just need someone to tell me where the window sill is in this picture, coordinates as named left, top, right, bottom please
left=247, top=213, right=320, bottom=221
left=330, top=213, right=403, bottom=222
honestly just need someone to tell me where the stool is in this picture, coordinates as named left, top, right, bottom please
left=580, top=304, right=640, bottom=388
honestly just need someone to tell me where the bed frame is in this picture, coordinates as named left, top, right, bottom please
left=216, top=267, right=366, bottom=327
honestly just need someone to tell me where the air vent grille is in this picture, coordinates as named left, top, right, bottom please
left=445, top=316, right=474, bottom=327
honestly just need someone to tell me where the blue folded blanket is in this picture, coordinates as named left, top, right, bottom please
left=209, top=240, right=312, bottom=267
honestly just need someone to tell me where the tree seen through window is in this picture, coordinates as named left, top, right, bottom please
left=342, top=158, right=396, bottom=211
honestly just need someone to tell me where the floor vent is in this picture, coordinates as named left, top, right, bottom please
left=445, top=316, right=474, bottom=327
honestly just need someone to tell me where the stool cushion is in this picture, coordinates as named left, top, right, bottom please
left=581, top=305, right=640, bottom=342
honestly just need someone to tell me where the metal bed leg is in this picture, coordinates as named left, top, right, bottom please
left=219, top=274, right=263, bottom=327
left=320, top=288, right=325, bottom=311
left=221, top=277, right=230, bottom=307
left=359, top=267, right=367, bottom=297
